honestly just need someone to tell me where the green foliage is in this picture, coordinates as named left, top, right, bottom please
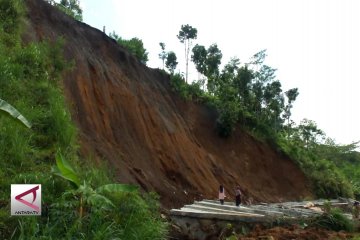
left=277, top=129, right=355, bottom=199
left=169, top=25, right=360, bottom=201
left=120, top=37, right=149, bottom=64
left=48, top=0, right=83, bottom=21
left=192, top=43, right=223, bottom=79
left=0, top=0, right=24, bottom=48
left=205, top=44, right=222, bottom=79
left=215, top=81, right=240, bottom=137
left=0, top=98, right=31, bottom=128
left=173, top=44, right=294, bottom=139
left=283, top=88, right=299, bottom=123
left=159, top=42, right=167, bottom=69
left=1, top=2, right=167, bottom=239
left=165, top=51, right=177, bottom=74
left=12, top=174, right=167, bottom=239
left=177, top=24, right=198, bottom=44
left=177, top=24, right=197, bottom=82
left=309, top=208, right=354, bottom=232
left=310, top=159, right=353, bottom=198
left=169, top=73, right=206, bottom=102
left=169, top=73, right=190, bottom=99
left=41, top=169, right=165, bottom=239
left=323, top=200, right=332, bottom=214
left=192, top=44, right=207, bottom=74
left=191, top=43, right=222, bottom=93
left=110, top=32, right=149, bottom=64
left=312, top=141, right=360, bottom=199
left=112, top=192, right=168, bottom=240
left=52, top=151, right=80, bottom=187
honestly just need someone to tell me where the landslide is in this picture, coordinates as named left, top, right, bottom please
left=23, top=0, right=313, bottom=208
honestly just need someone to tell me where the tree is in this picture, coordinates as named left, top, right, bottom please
left=205, top=44, right=222, bottom=93
left=263, top=80, right=284, bottom=131
left=109, top=32, right=149, bottom=64
left=216, top=80, right=240, bottom=137
left=191, top=44, right=207, bottom=75
left=158, top=42, right=167, bottom=70
left=250, top=49, right=267, bottom=66
left=177, top=24, right=197, bottom=83
left=205, top=44, right=222, bottom=78
left=191, top=43, right=222, bottom=93
left=165, top=51, right=178, bottom=74
left=222, top=57, right=240, bottom=77
left=254, top=65, right=277, bottom=83
left=57, top=0, right=83, bottom=21
left=283, top=88, right=299, bottom=136
left=234, top=65, right=253, bottom=106
left=120, top=37, right=148, bottom=64
left=296, top=119, right=325, bottom=149
left=108, top=31, right=119, bottom=40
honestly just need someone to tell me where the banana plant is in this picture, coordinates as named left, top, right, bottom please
left=52, top=152, right=138, bottom=218
left=0, top=98, right=32, bottom=128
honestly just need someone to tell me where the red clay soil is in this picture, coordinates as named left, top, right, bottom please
left=23, top=0, right=313, bottom=209
left=240, top=225, right=355, bottom=240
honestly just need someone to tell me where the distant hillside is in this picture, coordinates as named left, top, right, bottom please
left=23, top=0, right=312, bottom=208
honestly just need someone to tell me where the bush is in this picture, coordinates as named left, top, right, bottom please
left=309, top=208, right=354, bottom=232
left=216, top=99, right=240, bottom=138
left=310, top=160, right=353, bottom=199
left=276, top=133, right=355, bottom=199
left=169, top=73, right=190, bottom=100
left=1, top=1, right=168, bottom=239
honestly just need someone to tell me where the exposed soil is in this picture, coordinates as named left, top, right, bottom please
left=23, top=0, right=313, bottom=209
left=240, top=225, right=355, bottom=240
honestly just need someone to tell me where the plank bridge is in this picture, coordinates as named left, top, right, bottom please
left=170, top=199, right=354, bottom=239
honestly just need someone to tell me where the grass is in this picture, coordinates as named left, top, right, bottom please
left=309, top=208, right=354, bottom=232
left=0, top=0, right=168, bottom=239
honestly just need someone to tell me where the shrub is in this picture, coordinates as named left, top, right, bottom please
left=170, top=73, right=190, bottom=100
left=309, top=208, right=354, bottom=232
left=1, top=1, right=168, bottom=239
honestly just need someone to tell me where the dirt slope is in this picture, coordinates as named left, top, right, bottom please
left=23, top=0, right=313, bottom=208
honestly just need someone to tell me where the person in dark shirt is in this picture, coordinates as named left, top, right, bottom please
left=235, top=186, right=242, bottom=207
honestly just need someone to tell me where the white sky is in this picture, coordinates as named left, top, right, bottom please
left=79, top=0, right=359, bottom=146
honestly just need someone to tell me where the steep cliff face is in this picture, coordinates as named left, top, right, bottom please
left=24, top=0, right=312, bottom=208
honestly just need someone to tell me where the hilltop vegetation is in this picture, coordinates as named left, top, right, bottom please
left=1, top=0, right=359, bottom=238
left=0, top=0, right=167, bottom=239
left=45, top=3, right=360, bottom=202
left=160, top=24, right=360, bottom=200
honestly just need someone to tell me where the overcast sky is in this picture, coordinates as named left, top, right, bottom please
left=79, top=0, right=360, bottom=146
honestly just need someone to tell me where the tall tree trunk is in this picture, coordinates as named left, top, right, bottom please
left=184, top=40, right=187, bottom=83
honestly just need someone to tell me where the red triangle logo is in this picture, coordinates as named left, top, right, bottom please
left=15, top=185, right=40, bottom=211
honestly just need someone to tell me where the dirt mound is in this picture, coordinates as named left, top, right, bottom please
left=241, top=225, right=354, bottom=240
left=23, top=0, right=313, bottom=208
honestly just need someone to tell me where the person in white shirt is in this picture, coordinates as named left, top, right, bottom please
left=218, top=185, right=225, bottom=205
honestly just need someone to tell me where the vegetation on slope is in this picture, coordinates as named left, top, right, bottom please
left=109, top=31, right=149, bottom=64
left=0, top=0, right=167, bottom=238
left=46, top=0, right=83, bottom=21
left=162, top=24, right=360, bottom=200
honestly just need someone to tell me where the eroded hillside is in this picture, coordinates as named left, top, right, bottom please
left=23, top=0, right=312, bottom=208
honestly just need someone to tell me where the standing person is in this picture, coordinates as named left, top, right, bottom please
left=235, top=186, right=242, bottom=207
left=219, top=185, right=225, bottom=205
